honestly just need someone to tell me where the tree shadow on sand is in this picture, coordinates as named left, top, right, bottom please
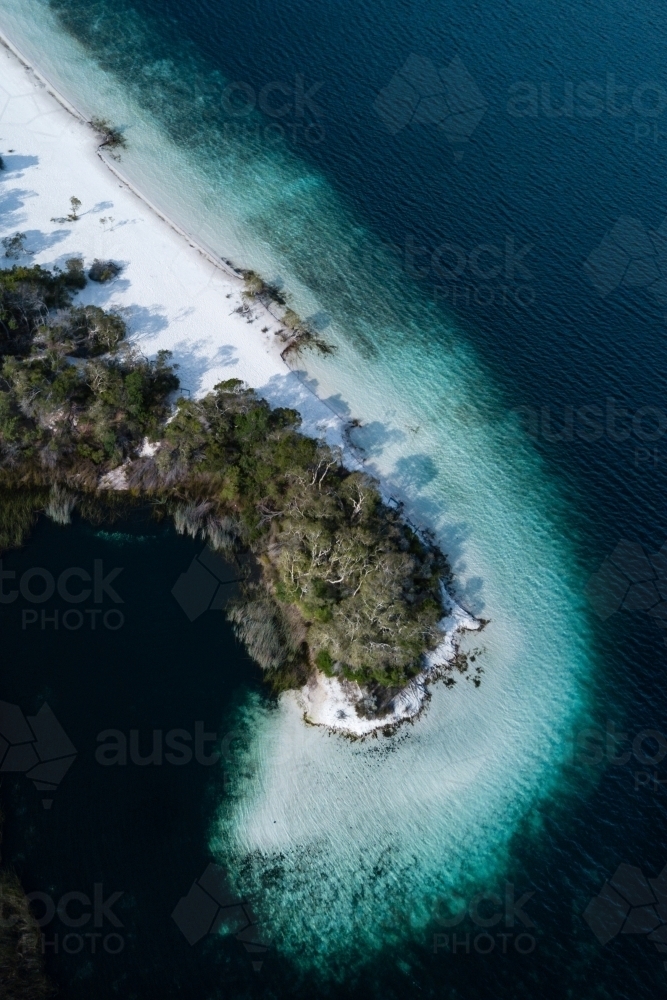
left=21, top=228, right=70, bottom=254
left=0, top=154, right=39, bottom=175
left=256, top=370, right=487, bottom=614
left=165, top=339, right=239, bottom=390
left=0, top=187, right=37, bottom=231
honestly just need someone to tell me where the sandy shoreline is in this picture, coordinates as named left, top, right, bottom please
left=0, top=27, right=243, bottom=281
left=0, top=30, right=477, bottom=736
left=297, top=595, right=479, bottom=736
left=0, top=29, right=344, bottom=434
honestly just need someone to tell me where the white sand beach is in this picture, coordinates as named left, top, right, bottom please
left=0, top=33, right=345, bottom=442
left=297, top=593, right=479, bottom=735
left=0, top=33, right=475, bottom=736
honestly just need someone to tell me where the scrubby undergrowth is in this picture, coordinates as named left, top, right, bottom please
left=0, top=868, right=53, bottom=999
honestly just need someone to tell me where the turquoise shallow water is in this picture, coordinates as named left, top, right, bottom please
left=0, top=0, right=597, bottom=970
left=0, top=0, right=665, bottom=995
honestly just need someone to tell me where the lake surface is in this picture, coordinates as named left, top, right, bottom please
left=0, top=0, right=666, bottom=995
left=0, top=513, right=278, bottom=996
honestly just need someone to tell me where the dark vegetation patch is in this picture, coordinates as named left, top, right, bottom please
left=90, top=117, right=127, bottom=150
left=0, top=867, right=54, bottom=999
left=0, top=261, right=450, bottom=689
left=88, top=259, right=121, bottom=283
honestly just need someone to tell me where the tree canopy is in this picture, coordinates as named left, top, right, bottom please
left=0, top=262, right=449, bottom=690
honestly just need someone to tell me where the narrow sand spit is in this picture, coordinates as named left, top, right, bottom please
left=0, top=35, right=343, bottom=442
left=0, top=36, right=476, bottom=735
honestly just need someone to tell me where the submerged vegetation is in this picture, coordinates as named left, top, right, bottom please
left=90, top=117, right=127, bottom=150
left=0, top=811, right=52, bottom=999
left=0, top=261, right=450, bottom=689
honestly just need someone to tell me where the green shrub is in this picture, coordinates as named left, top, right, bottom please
left=88, top=259, right=121, bottom=283
left=1, top=234, right=31, bottom=260
left=0, top=259, right=451, bottom=691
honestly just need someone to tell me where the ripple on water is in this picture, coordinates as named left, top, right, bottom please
left=0, top=0, right=595, bottom=975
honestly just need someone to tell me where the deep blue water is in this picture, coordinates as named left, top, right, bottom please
left=35, top=0, right=667, bottom=548
left=0, top=0, right=667, bottom=996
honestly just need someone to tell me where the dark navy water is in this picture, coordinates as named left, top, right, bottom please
left=0, top=515, right=292, bottom=996
left=0, top=0, right=666, bottom=996
left=0, top=518, right=663, bottom=995
left=39, top=0, right=667, bottom=551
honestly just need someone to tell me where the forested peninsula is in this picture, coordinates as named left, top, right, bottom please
left=0, top=260, right=452, bottom=698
